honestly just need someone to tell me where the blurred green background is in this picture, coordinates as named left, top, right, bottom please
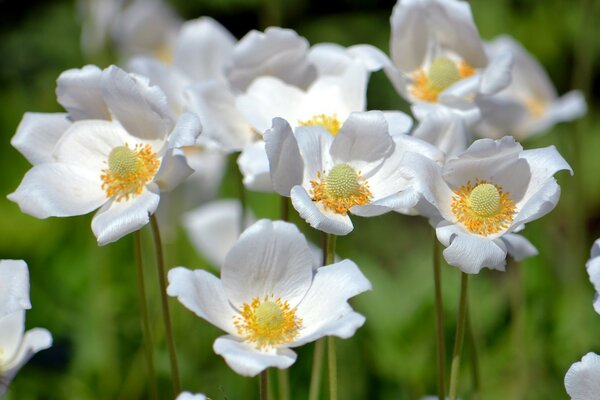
left=1, top=0, right=599, bottom=399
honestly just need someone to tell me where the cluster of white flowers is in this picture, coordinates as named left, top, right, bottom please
left=2, top=0, right=591, bottom=398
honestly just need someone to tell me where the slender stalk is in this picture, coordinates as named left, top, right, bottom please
left=432, top=236, right=446, bottom=400
left=260, top=370, right=269, bottom=400
left=149, top=214, right=181, bottom=395
left=466, top=309, right=481, bottom=400
left=309, top=338, right=325, bottom=400
left=133, top=231, right=159, bottom=400
left=277, top=369, right=290, bottom=400
left=280, top=195, right=290, bottom=222
left=509, top=259, right=525, bottom=399
left=448, top=272, right=469, bottom=400
left=325, top=234, right=338, bottom=400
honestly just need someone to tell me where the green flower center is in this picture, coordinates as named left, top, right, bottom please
left=108, top=146, right=139, bottom=178
left=468, top=183, right=502, bottom=217
left=428, top=57, right=461, bottom=92
left=255, top=301, right=285, bottom=331
left=325, top=164, right=360, bottom=199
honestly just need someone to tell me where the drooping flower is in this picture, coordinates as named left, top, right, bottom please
left=475, top=36, right=587, bottom=140
left=8, top=65, right=202, bottom=245
left=351, top=0, right=512, bottom=118
left=409, top=136, right=571, bottom=273
left=0, top=260, right=30, bottom=319
left=565, top=353, right=600, bottom=400
left=586, top=239, right=600, bottom=315
left=0, top=260, right=52, bottom=396
left=265, top=111, right=433, bottom=235
left=167, top=219, right=371, bottom=376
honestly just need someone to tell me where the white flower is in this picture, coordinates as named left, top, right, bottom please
left=475, top=36, right=586, bottom=140
left=0, top=260, right=52, bottom=396
left=565, top=353, right=600, bottom=400
left=265, top=111, right=427, bottom=235
left=8, top=65, right=202, bottom=245
left=0, top=260, right=30, bottom=320
left=175, top=392, right=207, bottom=400
left=351, top=0, right=512, bottom=116
left=412, top=108, right=473, bottom=158
left=167, top=219, right=371, bottom=376
left=410, top=136, right=571, bottom=273
left=586, top=239, right=600, bottom=315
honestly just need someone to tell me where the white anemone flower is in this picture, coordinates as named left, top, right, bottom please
left=351, top=0, right=512, bottom=116
left=175, top=392, right=207, bottom=400
left=409, top=136, right=571, bottom=273
left=8, top=65, right=202, bottom=245
left=412, top=108, right=473, bottom=158
left=167, top=219, right=371, bottom=376
left=265, top=111, right=427, bottom=235
left=475, top=35, right=587, bottom=140
left=0, top=261, right=52, bottom=396
left=565, top=353, right=600, bottom=400
left=586, top=239, right=600, bottom=314
left=0, top=260, right=30, bottom=320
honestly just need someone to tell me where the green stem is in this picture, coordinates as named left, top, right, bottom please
left=280, top=195, right=290, bottom=222
left=466, top=309, right=481, bottom=400
left=149, top=215, right=181, bottom=395
left=449, top=272, right=469, bottom=400
left=432, top=236, right=446, bottom=400
left=309, top=338, right=325, bottom=400
left=325, top=234, right=338, bottom=400
left=260, top=370, right=269, bottom=400
left=133, top=231, right=159, bottom=400
left=277, top=369, right=290, bottom=400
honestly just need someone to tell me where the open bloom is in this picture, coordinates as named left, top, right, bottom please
left=0, top=260, right=52, bottom=396
left=586, top=239, right=600, bottom=315
left=168, top=219, right=371, bottom=376
left=475, top=36, right=586, bottom=140
left=265, top=111, right=430, bottom=235
left=351, top=0, right=512, bottom=119
left=8, top=65, right=202, bottom=245
left=410, top=136, right=571, bottom=273
left=565, top=353, right=600, bottom=400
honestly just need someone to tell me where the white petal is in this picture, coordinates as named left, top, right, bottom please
left=479, top=51, right=514, bottom=95
left=437, top=223, right=507, bottom=274
left=502, top=234, right=538, bottom=261
left=291, top=185, right=353, bottom=236
left=0, top=260, right=30, bottom=319
left=56, top=65, right=110, bottom=120
left=586, top=242, right=600, bottom=315
left=565, top=353, right=600, bottom=400
left=176, top=392, right=207, bottom=400
left=11, top=113, right=71, bottom=165
left=213, top=335, right=297, bottom=377
left=101, top=65, right=173, bottom=140
left=294, top=126, right=334, bottom=184
left=174, top=17, right=235, bottom=82
left=330, top=111, right=393, bottom=171
left=7, top=163, right=106, bottom=219
left=347, top=44, right=394, bottom=72
left=91, top=185, right=160, bottom=245
left=2, top=327, right=52, bottom=372
left=154, top=148, right=194, bottom=192
left=183, top=200, right=251, bottom=269
left=382, top=111, right=413, bottom=137
left=264, top=118, right=303, bottom=197
left=222, top=219, right=313, bottom=308
left=180, top=147, right=228, bottom=205
left=167, top=267, right=236, bottom=335
left=168, top=112, right=202, bottom=149
left=0, top=311, right=25, bottom=364
left=293, top=259, right=371, bottom=346
left=184, top=81, right=254, bottom=152
left=237, top=141, right=273, bottom=192
left=412, top=109, right=471, bottom=157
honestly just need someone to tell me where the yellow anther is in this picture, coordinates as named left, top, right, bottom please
left=299, top=114, right=342, bottom=136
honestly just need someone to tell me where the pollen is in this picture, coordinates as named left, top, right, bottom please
left=410, top=57, right=476, bottom=102
left=233, top=295, right=302, bottom=350
left=451, top=180, right=516, bottom=236
left=100, top=144, right=160, bottom=201
left=310, top=163, right=372, bottom=215
left=299, top=114, right=342, bottom=136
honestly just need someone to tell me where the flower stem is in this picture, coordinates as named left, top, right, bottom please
left=280, top=195, right=290, bottom=222
left=432, top=235, right=446, bottom=400
left=466, top=310, right=481, bottom=400
left=277, top=369, right=290, bottom=400
left=133, top=231, right=159, bottom=400
left=149, top=214, right=181, bottom=395
left=260, top=370, right=269, bottom=400
left=309, top=337, right=325, bottom=400
left=325, top=233, right=338, bottom=400
left=449, top=272, right=469, bottom=400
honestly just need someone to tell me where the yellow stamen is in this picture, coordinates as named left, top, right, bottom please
left=299, top=114, right=342, bottom=136
left=451, top=180, right=516, bottom=236
left=234, top=295, right=302, bottom=350
left=310, top=163, right=372, bottom=215
left=524, top=97, right=546, bottom=118
left=100, top=144, right=160, bottom=201
left=410, top=57, right=476, bottom=103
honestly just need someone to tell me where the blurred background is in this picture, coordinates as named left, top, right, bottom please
left=0, top=0, right=599, bottom=399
